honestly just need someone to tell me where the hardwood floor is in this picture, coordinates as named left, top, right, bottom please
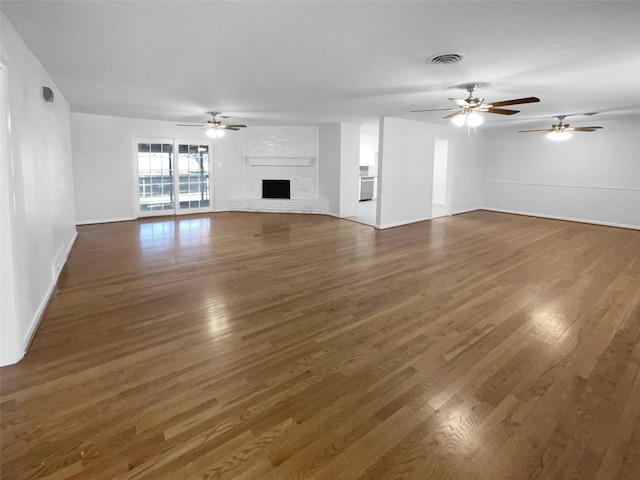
left=1, top=210, right=639, bottom=479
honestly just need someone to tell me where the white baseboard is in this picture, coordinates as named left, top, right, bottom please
left=22, top=231, right=78, bottom=354
left=450, top=207, right=482, bottom=216
left=377, top=215, right=432, bottom=229
left=76, top=216, right=136, bottom=225
left=481, top=207, right=640, bottom=231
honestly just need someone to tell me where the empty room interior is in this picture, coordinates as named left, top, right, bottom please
left=1, top=1, right=640, bottom=479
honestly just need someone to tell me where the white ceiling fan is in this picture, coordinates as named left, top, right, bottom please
left=519, top=115, right=603, bottom=141
left=177, top=111, right=247, bottom=138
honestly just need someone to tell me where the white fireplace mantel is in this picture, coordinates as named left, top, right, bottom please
left=246, top=156, right=315, bottom=167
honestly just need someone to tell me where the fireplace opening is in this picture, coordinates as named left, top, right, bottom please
left=262, top=179, right=291, bottom=199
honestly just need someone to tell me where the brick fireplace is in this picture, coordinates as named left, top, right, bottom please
left=228, top=127, right=328, bottom=214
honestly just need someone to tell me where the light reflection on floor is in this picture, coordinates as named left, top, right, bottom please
left=138, top=217, right=211, bottom=250
left=531, top=304, right=568, bottom=347
left=205, top=299, right=230, bottom=338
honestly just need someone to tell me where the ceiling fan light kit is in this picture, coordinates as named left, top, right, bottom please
left=451, top=110, right=484, bottom=127
left=206, top=128, right=225, bottom=138
left=451, top=113, right=466, bottom=126
left=546, top=130, right=572, bottom=141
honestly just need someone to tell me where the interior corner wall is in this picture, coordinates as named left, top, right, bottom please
left=1, top=12, right=77, bottom=365
left=71, top=113, right=245, bottom=224
left=318, top=124, right=343, bottom=216
left=482, top=117, right=640, bottom=229
left=318, top=123, right=360, bottom=218
left=377, top=117, right=483, bottom=229
left=339, top=124, right=360, bottom=218
left=447, top=126, right=483, bottom=215
left=212, top=128, right=246, bottom=210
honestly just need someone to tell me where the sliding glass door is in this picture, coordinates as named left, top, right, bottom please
left=137, top=142, right=174, bottom=213
left=137, top=140, right=211, bottom=217
left=177, top=144, right=210, bottom=211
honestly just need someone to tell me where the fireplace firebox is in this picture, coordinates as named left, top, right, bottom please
left=262, top=180, right=290, bottom=199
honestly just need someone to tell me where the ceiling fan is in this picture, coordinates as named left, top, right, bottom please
left=518, top=115, right=603, bottom=141
left=177, top=111, right=246, bottom=138
left=411, top=84, right=540, bottom=127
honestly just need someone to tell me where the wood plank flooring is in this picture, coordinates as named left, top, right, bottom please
left=1, top=210, right=639, bottom=479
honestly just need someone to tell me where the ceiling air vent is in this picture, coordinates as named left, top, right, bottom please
left=428, top=53, right=465, bottom=65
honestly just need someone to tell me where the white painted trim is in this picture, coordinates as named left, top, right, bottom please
left=481, top=207, right=640, bottom=231
left=377, top=215, right=432, bottom=229
left=76, top=216, right=136, bottom=225
left=22, top=231, right=78, bottom=354
left=228, top=197, right=328, bottom=214
left=248, top=157, right=314, bottom=166
left=451, top=207, right=481, bottom=215
left=22, top=276, right=57, bottom=353
left=482, top=180, right=639, bottom=193
left=52, top=230, right=77, bottom=280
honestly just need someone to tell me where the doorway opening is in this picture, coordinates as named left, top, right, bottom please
left=432, top=139, right=451, bottom=218
left=348, top=122, right=379, bottom=226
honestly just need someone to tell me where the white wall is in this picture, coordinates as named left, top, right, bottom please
left=339, top=124, right=360, bottom=218
left=71, top=112, right=246, bottom=224
left=377, top=117, right=483, bottom=229
left=360, top=121, right=378, bottom=167
left=482, top=118, right=640, bottom=229
left=377, top=117, right=435, bottom=228
left=318, top=123, right=359, bottom=217
left=1, top=12, right=77, bottom=365
left=442, top=126, right=483, bottom=216
left=0, top=62, right=19, bottom=365
left=318, top=124, right=342, bottom=216
left=213, top=129, right=245, bottom=210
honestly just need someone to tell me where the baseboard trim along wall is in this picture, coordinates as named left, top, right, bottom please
left=22, top=230, right=78, bottom=354
left=76, top=216, right=136, bottom=226
left=450, top=208, right=482, bottom=216
left=481, top=207, right=640, bottom=231
left=377, top=215, right=433, bottom=230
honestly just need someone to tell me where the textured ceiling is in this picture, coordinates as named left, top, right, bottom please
left=2, top=0, right=639, bottom=129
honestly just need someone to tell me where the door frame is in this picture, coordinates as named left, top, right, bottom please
left=431, top=137, right=455, bottom=218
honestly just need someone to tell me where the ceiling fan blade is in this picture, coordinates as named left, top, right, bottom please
left=518, top=129, right=555, bottom=133
left=410, top=108, right=460, bottom=113
left=571, top=126, right=603, bottom=132
left=484, top=107, right=520, bottom=115
left=449, top=98, right=469, bottom=107
left=488, top=97, right=541, bottom=108
left=443, top=111, right=464, bottom=119
left=220, top=126, right=241, bottom=131
left=222, top=124, right=247, bottom=128
left=177, top=123, right=205, bottom=127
